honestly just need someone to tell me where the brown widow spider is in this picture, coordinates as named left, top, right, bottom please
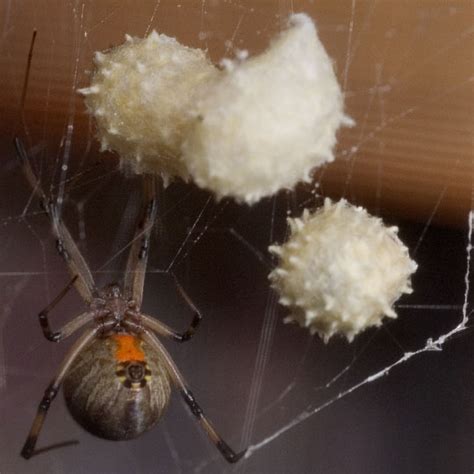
left=15, top=137, right=246, bottom=464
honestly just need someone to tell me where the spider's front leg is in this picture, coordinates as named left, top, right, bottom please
left=123, top=174, right=157, bottom=308
left=14, top=137, right=98, bottom=304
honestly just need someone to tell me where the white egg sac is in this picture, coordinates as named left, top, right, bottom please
left=79, top=31, right=218, bottom=183
left=81, top=13, right=352, bottom=201
left=182, top=13, right=353, bottom=203
left=269, top=199, right=417, bottom=342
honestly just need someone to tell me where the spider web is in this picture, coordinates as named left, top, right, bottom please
left=0, top=1, right=472, bottom=474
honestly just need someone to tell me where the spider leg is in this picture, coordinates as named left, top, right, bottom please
left=21, top=327, right=99, bottom=459
left=136, top=312, right=200, bottom=343
left=42, top=310, right=93, bottom=343
left=134, top=326, right=246, bottom=464
left=14, top=137, right=97, bottom=303
left=170, top=273, right=203, bottom=340
left=130, top=273, right=202, bottom=342
left=123, top=174, right=157, bottom=308
left=37, top=275, right=93, bottom=342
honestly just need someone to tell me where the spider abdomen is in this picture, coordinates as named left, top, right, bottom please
left=63, top=334, right=171, bottom=441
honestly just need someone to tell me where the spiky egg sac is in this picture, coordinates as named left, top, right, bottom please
left=80, top=13, right=352, bottom=202
left=79, top=32, right=218, bottom=183
left=269, top=199, right=417, bottom=342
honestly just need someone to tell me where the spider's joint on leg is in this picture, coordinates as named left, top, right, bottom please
left=38, top=313, right=60, bottom=342
left=181, top=388, right=203, bottom=418
left=177, top=332, right=192, bottom=342
left=145, top=198, right=156, bottom=219
left=39, top=384, right=59, bottom=411
left=138, top=240, right=149, bottom=260
left=55, top=239, right=70, bottom=261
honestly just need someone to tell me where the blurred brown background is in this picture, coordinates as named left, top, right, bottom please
left=1, top=0, right=472, bottom=226
left=0, top=2, right=473, bottom=474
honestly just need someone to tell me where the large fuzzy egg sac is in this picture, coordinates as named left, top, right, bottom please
left=79, top=31, right=218, bottom=183
left=269, top=199, right=418, bottom=342
left=181, top=13, right=353, bottom=204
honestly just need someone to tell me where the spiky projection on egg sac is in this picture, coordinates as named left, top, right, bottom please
left=269, top=199, right=417, bottom=342
left=80, top=13, right=352, bottom=202
left=79, top=32, right=218, bottom=183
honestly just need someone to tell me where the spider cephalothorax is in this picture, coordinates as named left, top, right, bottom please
left=16, top=136, right=245, bottom=464
left=91, top=284, right=129, bottom=321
